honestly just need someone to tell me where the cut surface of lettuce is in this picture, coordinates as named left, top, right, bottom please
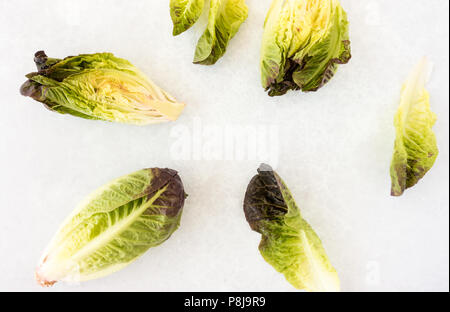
left=261, top=0, right=351, bottom=96
left=390, top=58, right=438, bottom=196
left=35, top=168, right=186, bottom=286
left=193, top=0, right=248, bottom=65
left=170, top=0, right=205, bottom=36
left=244, top=164, right=340, bottom=292
left=20, top=51, right=185, bottom=125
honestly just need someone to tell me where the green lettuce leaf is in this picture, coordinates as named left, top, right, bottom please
left=244, top=164, right=340, bottom=292
left=194, top=0, right=248, bottom=65
left=20, top=51, right=185, bottom=125
left=261, top=0, right=351, bottom=96
left=170, top=0, right=205, bottom=36
left=35, top=168, right=186, bottom=286
left=390, top=58, right=438, bottom=196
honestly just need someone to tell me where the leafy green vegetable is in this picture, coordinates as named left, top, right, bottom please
left=390, top=58, right=438, bottom=196
left=20, top=51, right=185, bottom=125
left=170, top=0, right=248, bottom=65
left=244, top=164, right=340, bottom=292
left=261, top=0, right=351, bottom=96
left=35, top=168, right=186, bottom=286
left=170, top=0, right=205, bottom=36
left=194, top=0, right=248, bottom=65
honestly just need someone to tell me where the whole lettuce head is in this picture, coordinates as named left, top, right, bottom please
left=261, top=0, right=351, bottom=96
left=20, top=51, right=185, bottom=125
left=244, top=164, right=340, bottom=292
left=36, top=168, right=186, bottom=286
left=390, top=58, right=438, bottom=196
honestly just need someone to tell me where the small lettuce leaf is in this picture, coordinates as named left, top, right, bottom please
left=194, top=0, right=248, bottom=65
left=170, top=0, right=205, bottom=36
left=244, top=164, right=340, bottom=292
left=35, top=168, right=186, bottom=286
left=261, top=0, right=351, bottom=96
left=20, top=51, right=185, bottom=125
left=390, top=58, right=438, bottom=196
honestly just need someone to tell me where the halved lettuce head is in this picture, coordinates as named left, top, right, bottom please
left=390, top=58, right=438, bottom=196
left=194, top=0, right=249, bottom=65
left=261, top=0, right=351, bottom=96
left=36, top=168, right=186, bottom=286
left=244, top=164, right=340, bottom=292
left=170, top=0, right=206, bottom=36
left=20, top=51, right=185, bottom=125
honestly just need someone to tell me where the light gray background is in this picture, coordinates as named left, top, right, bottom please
left=0, top=0, right=448, bottom=292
